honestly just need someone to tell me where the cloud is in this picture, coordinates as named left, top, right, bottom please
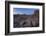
left=13, top=12, right=24, bottom=15
left=13, top=10, right=34, bottom=15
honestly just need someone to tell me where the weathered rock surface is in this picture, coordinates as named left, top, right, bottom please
left=13, top=10, right=39, bottom=28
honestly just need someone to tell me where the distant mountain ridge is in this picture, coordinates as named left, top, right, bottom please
left=14, top=10, right=39, bottom=27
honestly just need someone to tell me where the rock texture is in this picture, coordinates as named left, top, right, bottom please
left=13, top=10, right=39, bottom=28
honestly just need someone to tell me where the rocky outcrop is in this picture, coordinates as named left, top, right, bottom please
left=14, top=10, right=39, bottom=28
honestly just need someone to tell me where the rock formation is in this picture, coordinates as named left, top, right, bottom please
left=13, top=10, right=39, bottom=28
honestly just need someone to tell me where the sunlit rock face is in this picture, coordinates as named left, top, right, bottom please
left=13, top=10, right=39, bottom=28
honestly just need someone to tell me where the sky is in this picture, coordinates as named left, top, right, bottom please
left=13, top=8, right=39, bottom=15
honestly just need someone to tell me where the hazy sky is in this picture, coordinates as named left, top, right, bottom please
left=13, top=8, right=38, bottom=15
